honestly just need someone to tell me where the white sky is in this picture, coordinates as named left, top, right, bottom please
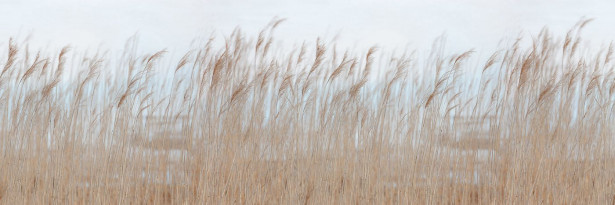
left=1, top=0, right=615, bottom=55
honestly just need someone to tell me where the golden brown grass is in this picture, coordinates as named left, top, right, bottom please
left=1, top=19, right=615, bottom=204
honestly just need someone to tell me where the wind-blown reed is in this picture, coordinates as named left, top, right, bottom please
left=1, top=19, right=614, bottom=204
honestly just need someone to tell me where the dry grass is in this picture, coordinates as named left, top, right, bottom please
left=1, top=19, right=615, bottom=204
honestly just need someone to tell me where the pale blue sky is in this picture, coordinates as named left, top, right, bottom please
left=1, top=0, right=614, bottom=54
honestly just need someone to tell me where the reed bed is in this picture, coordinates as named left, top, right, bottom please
left=1, top=19, right=615, bottom=204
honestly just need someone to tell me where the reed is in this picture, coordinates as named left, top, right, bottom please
left=1, top=19, right=614, bottom=204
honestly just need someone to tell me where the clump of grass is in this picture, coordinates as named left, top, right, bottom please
left=1, top=18, right=615, bottom=204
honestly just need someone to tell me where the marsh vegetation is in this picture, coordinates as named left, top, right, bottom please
left=1, top=19, right=615, bottom=204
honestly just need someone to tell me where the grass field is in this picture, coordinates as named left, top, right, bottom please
left=1, top=19, right=615, bottom=204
